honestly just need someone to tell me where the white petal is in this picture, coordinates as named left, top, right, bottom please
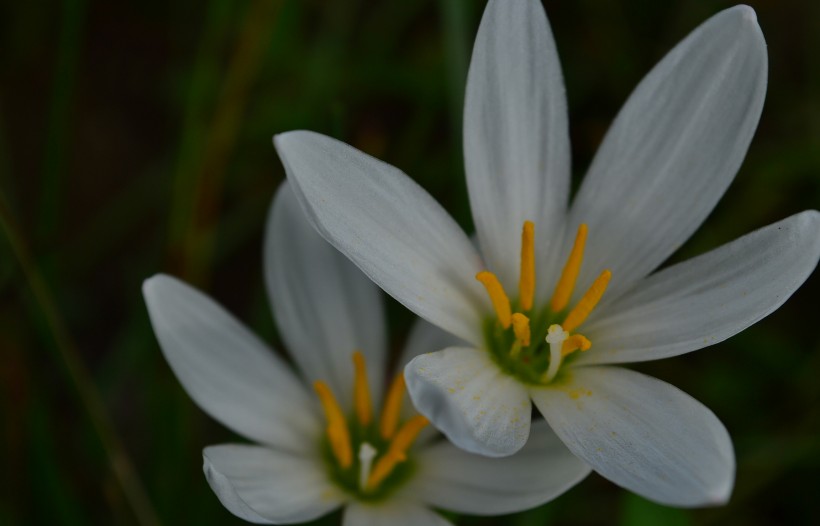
left=275, top=131, right=487, bottom=345
left=343, top=500, right=452, bottom=526
left=399, top=317, right=467, bottom=369
left=203, top=444, right=345, bottom=524
left=397, top=319, right=468, bottom=436
left=531, top=367, right=734, bottom=507
left=143, top=275, right=319, bottom=450
left=266, top=181, right=387, bottom=407
left=580, top=211, right=820, bottom=365
left=464, top=0, right=570, bottom=293
left=404, top=347, right=531, bottom=457
left=410, top=420, right=589, bottom=515
left=569, top=6, right=768, bottom=301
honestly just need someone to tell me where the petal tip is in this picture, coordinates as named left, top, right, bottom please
left=273, top=129, right=316, bottom=153
left=714, top=5, right=764, bottom=45
left=705, top=477, right=734, bottom=507
left=272, top=130, right=298, bottom=151
left=733, top=4, right=757, bottom=24
left=728, top=5, right=764, bottom=39
left=803, top=209, right=820, bottom=225
left=142, top=273, right=172, bottom=299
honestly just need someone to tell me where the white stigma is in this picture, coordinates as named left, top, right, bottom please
left=543, top=324, right=569, bottom=383
left=358, top=442, right=377, bottom=491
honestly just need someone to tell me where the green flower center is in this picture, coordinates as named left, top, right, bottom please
left=483, top=305, right=563, bottom=384
left=320, top=417, right=416, bottom=502
left=314, top=352, right=428, bottom=502
left=475, top=222, right=611, bottom=384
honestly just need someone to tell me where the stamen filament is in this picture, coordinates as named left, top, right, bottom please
left=510, top=340, right=522, bottom=359
left=352, top=352, right=373, bottom=426
left=314, top=380, right=353, bottom=469
left=511, top=313, right=531, bottom=347
left=379, top=373, right=406, bottom=439
left=476, top=271, right=512, bottom=328
left=550, top=224, right=588, bottom=313
left=562, top=334, right=591, bottom=357
left=519, top=221, right=536, bottom=311
left=562, top=269, right=611, bottom=333
left=367, top=415, right=429, bottom=490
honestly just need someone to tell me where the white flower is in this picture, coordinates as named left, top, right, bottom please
left=143, top=182, right=589, bottom=525
left=274, top=0, right=820, bottom=508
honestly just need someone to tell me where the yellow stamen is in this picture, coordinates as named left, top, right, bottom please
left=562, top=334, right=591, bottom=357
left=379, top=373, right=406, bottom=439
left=367, top=415, right=429, bottom=490
left=519, top=221, right=536, bottom=311
left=476, top=271, right=512, bottom=328
left=550, top=224, right=588, bottom=313
left=562, top=270, right=611, bottom=333
left=352, top=352, right=373, bottom=426
left=511, top=313, right=531, bottom=347
left=313, top=380, right=353, bottom=469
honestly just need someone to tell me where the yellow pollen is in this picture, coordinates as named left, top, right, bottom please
left=313, top=380, right=353, bottom=469
left=352, top=352, right=373, bottom=426
left=367, top=415, right=429, bottom=490
left=550, top=224, right=588, bottom=313
left=379, top=373, right=406, bottom=439
left=511, top=313, right=531, bottom=346
left=476, top=271, right=512, bottom=328
left=562, top=334, right=591, bottom=357
left=562, top=270, right=612, bottom=333
left=519, top=221, right=536, bottom=311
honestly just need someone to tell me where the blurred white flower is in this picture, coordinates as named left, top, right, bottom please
left=275, top=0, right=820, bottom=508
left=143, top=182, right=589, bottom=525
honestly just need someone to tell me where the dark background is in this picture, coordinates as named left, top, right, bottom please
left=1, top=0, right=819, bottom=524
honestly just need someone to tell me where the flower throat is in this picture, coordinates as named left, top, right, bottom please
left=314, top=353, right=428, bottom=501
left=477, top=222, right=611, bottom=385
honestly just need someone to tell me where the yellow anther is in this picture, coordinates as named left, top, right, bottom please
left=476, top=271, right=512, bottom=328
left=352, top=352, right=373, bottom=426
left=313, top=380, right=353, bottom=469
left=511, top=313, right=531, bottom=347
left=367, top=415, right=429, bottom=490
left=561, top=334, right=591, bottom=357
left=550, top=224, right=588, bottom=313
left=379, top=373, right=406, bottom=439
left=562, top=269, right=611, bottom=333
left=519, top=221, right=536, bottom=311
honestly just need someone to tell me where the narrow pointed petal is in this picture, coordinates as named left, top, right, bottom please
left=464, top=0, right=570, bottom=292
left=203, top=444, right=345, bottom=524
left=276, top=130, right=487, bottom=345
left=411, top=421, right=590, bottom=515
left=531, top=367, right=734, bottom=507
left=404, top=347, right=531, bottom=457
left=143, top=275, right=319, bottom=450
left=266, top=182, right=387, bottom=406
left=580, top=211, right=820, bottom=365
left=569, top=6, right=768, bottom=301
left=343, top=501, right=452, bottom=526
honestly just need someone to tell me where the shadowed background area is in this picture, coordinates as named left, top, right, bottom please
left=1, top=0, right=819, bottom=524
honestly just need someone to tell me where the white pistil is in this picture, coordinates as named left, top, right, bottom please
left=358, top=442, right=377, bottom=491
left=543, top=324, right=569, bottom=383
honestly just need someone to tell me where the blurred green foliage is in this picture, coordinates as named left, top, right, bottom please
left=1, top=0, right=819, bottom=524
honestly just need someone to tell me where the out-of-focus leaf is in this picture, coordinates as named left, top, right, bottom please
left=619, top=493, right=689, bottom=526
